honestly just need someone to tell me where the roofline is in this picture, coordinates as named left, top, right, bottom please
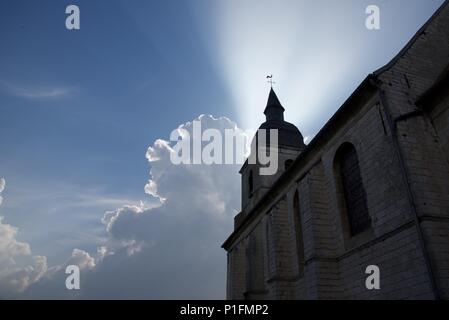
left=223, top=0, right=449, bottom=251
left=416, top=64, right=449, bottom=106
left=222, top=75, right=377, bottom=250
left=373, top=0, right=449, bottom=77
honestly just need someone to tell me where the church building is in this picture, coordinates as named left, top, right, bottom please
left=223, top=1, right=449, bottom=299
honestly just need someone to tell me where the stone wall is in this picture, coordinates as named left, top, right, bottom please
left=225, top=1, right=449, bottom=300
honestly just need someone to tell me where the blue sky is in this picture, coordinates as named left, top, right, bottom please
left=0, top=0, right=236, bottom=264
left=0, top=0, right=445, bottom=298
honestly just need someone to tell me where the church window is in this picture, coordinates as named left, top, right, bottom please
left=293, top=190, right=305, bottom=276
left=335, top=143, right=371, bottom=236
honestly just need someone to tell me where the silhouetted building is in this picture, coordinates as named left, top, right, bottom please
left=223, top=1, right=449, bottom=299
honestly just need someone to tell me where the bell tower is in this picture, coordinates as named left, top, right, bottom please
left=240, top=88, right=306, bottom=213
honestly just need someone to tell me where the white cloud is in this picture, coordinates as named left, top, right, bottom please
left=304, top=135, right=314, bottom=144
left=0, top=80, right=75, bottom=99
left=0, top=178, right=5, bottom=206
left=23, top=115, right=247, bottom=299
left=2, top=181, right=150, bottom=262
left=67, top=249, right=96, bottom=270
left=0, top=178, right=48, bottom=297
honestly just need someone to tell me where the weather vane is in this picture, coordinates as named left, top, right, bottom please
left=266, top=74, right=275, bottom=88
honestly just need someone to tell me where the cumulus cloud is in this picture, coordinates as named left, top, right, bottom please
left=0, top=178, right=48, bottom=297
left=22, top=114, right=249, bottom=299
left=68, top=249, right=96, bottom=270
left=0, top=178, right=4, bottom=205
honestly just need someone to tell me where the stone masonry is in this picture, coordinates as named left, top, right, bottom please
left=223, top=1, right=449, bottom=300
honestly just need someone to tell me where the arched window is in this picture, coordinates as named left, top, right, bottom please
left=335, top=143, right=371, bottom=236
left=248, top=170, right=254, bottom=198
left=293, top=190, right=305, bottom=276
left=285, top=159, right=294, bottom=170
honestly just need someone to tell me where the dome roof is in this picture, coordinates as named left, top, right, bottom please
left=259, top=120, right=305, bottom=149
left=254, top=88, right=305, bottom=149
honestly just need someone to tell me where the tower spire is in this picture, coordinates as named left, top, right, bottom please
left=264, top=88, right=285, bottom=122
